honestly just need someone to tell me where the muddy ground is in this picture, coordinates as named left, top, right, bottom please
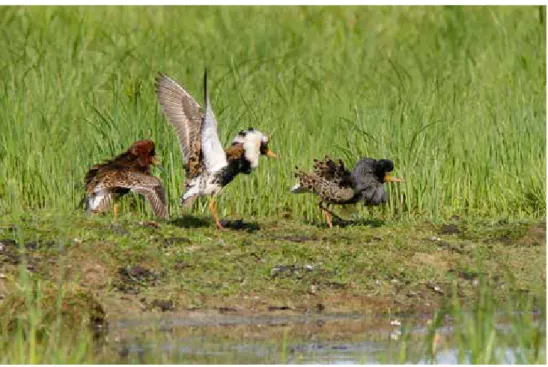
left=0, top=212, right=545, bottom=330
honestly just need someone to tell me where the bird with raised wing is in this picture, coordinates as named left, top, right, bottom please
left=155, top=70, right=277, bottom=229
left=84, top=140, right=168, bottom=219
left=291, top=156, right=403, bottom=227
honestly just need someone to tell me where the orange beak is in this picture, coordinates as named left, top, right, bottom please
left=385, top=174, right=404, bottom=183
left=151, top=156, right=160, bottom=165
left=265, top=148, right=278, bottom=159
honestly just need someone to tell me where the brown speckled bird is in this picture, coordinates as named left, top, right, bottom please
left=291, top=156, right=404, bottom=227
left=84, top=140, right=168, bottom=219
left=155, top=70, right=277, bottom=229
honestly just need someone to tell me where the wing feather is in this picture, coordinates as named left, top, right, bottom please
left=200, top=70, right=228, bottom=173
left=313, top=156, right=354, bottom=187
left=155, top=73, right=203, bottom=164
left=293, top=156, right=356, bottom=204
left=100, top=171, right=169, bottom=219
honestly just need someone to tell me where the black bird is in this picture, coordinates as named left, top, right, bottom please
left=291, top=156, right=404, bottom=227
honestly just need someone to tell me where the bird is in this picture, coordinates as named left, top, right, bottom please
left=155, top=70, right=278, bottom=229
left=291, top=156, right=404, bottom=227
left=83, top=139, right=168, bottom=219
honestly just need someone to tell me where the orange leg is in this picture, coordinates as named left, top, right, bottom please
left=209, top=196, right=225, bottom=230
left=113, top=203, right=119, bottom=221
left=322, top=208, right=333, bottom=228
left=319, top=201, right=344, bottom=228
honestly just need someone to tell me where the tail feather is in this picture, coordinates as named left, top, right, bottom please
left=290, top=183, right=308, bottom=193
left=291, top=166, right=308, bottom=193
left=181, top=180, right=201, bottom=208
left=181, top=194, right=198, bottom=208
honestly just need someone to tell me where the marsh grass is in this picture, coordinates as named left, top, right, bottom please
left=390, top=279, right=546, bottom=364
left=0, top=6, right=545, bottom=221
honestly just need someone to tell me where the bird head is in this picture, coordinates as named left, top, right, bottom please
left=129, top=140, right=159, bottom=168
left=232, top=128, right=278, bottom=169
left=375, top=159, right=404, bottom=184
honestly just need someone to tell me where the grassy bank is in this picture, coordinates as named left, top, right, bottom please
left=0, top=6, right=545, bottom=220
left=0, top=213, right=545, bottom=315
left=0, top=214, right=545, bottom=363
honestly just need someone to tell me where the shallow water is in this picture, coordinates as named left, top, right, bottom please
left=106, top=311, right=544, bottom=364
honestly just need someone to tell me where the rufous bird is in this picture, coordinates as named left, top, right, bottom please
left=84, top=140, right=168, bottom=219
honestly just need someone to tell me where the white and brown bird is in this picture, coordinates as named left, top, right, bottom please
left=155, top=70, right=277, bottom=229
left=84, top=140, right=168, bottom=219
left=291, top=156, right=403, bottom=227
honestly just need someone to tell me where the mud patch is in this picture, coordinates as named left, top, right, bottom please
left=150, top=299, right=175, bottom=312
left=81, top=261, right=110, bottom=289
left=115, top=265, right=162, bottom=294
left=270, top=264, right=329, bottom=278
left=270, top=235, right=317, bottom=243
left=518, top=221, right=546, bottom=247
left=438, top=224, right=460, bottom=235
left=0, top=238, right=58, bottom=272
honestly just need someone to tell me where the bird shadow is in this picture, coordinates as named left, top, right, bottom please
left=169, top=215, right=260, bottom=232
left=169, top=215, right=211, bottom=229
left=310, top=217, right=386, bottom=229
left=219, top=219, right=261, bottom=233
left=336, top=218, right=386, bottom=228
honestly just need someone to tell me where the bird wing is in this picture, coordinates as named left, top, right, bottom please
left=294, top=168, right=355, bottom=204
left=200, top=70, right=228, bottom=174
left=98, top=170, right=169, bottom=219
left=312, top=156, right=354, bottom=188
left=155, top=73, right=203, bottom=166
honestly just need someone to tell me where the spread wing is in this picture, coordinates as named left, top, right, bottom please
left=125, top=172, right=168, bottom=219
left=200, top=70, right=228, bottom=173
left=155, top=73, right=203, bottom=165
left=95, top=170, right=169, bottom=219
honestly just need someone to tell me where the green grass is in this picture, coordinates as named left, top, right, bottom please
left=0, top=6, right=545, bottom=221
left=0, top=5, right=545, bottom=364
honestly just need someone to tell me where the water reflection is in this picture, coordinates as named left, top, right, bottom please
left=106, top=311, right=544, bottom=364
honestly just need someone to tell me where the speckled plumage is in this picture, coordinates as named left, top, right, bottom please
left=292, top=156, right=403, bottom=227
left=294, top=157, right=357, bottom=204
left=84, top=140, right=168, bottom=219
left=155, top=70, right=277, bottom=229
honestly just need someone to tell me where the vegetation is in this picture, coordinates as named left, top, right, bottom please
left=0, top=5, right=544, bottom=364
left=0, top=6, right=545, bottom=220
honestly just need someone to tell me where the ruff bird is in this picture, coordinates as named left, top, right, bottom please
left=155, top=70, right=277, bottom=229
left=84, top=140, right=168, bottom=219
left=291, top=156, right=403, bottom=227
